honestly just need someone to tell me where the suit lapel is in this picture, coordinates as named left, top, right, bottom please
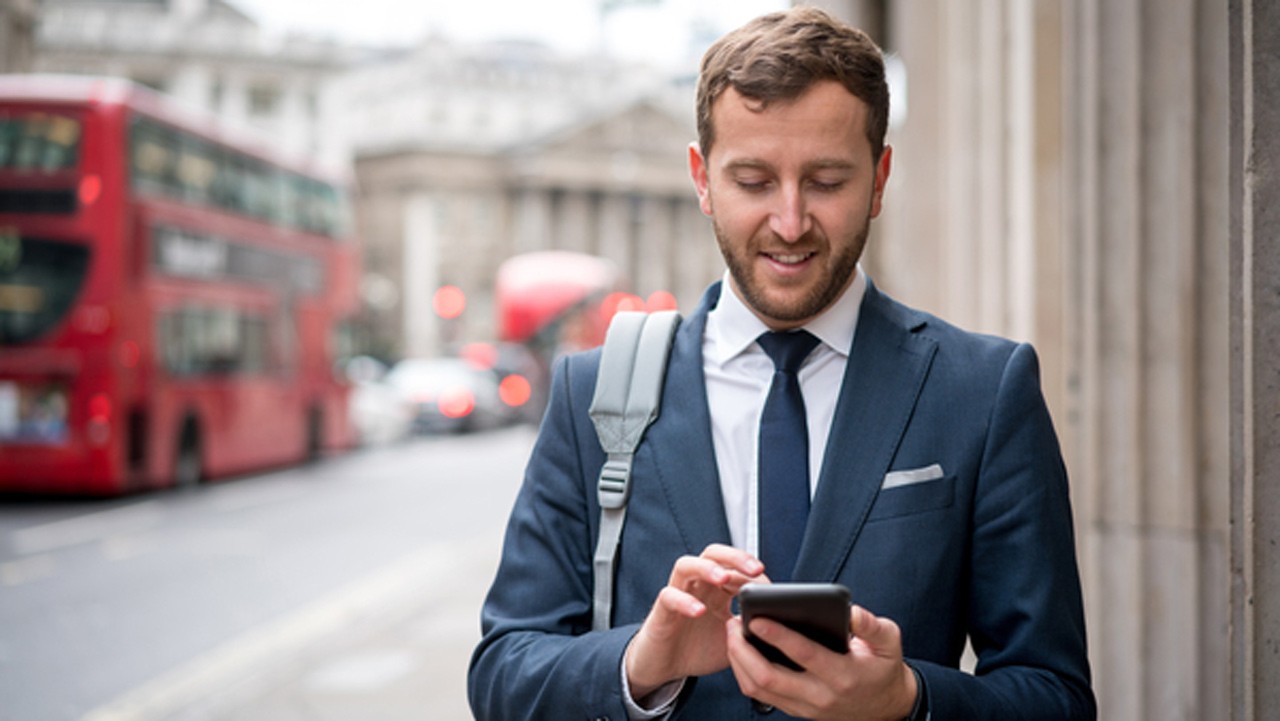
left=639, top=283, right=733, bottom=553
left=793, top=282, right=937, bottom=581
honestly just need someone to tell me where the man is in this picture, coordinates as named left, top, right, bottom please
left=469, top=7, right=1094, bottom=720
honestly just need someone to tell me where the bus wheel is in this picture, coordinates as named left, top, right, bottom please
left=174, top=422, right=202, bottom=488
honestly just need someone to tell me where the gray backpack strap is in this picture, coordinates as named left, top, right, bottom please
left=588, top=309, right=681, bottom=631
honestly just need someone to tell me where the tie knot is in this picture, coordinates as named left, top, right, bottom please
left=757, top=330, right=820, bottom=373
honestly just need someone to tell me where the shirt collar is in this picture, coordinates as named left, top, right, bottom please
left=705, top=265, right=866, bottom=367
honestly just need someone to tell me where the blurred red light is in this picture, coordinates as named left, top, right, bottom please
left=499, top=374, right=532, bottom=407
left=438, top=387, right=475, bottom=418
left=79, top=175, right=102, bottom=206
left=602, top=291, right=646, bottom=321
left=88, top=393, right=111, bottom=421
left=646, top=290, right=678, bottom=312
left=433, top=285, right=467, bottom=319
left=460, top=342, right=497, bottom=370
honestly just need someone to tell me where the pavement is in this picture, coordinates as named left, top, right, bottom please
left=80, top=539, right=496, bottom=721
left=209, top=577, right=480, bottom=721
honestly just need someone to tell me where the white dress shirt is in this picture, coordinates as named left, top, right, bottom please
left=623, top=268, right=866, bottom=720
left=703, top=267, right=865, bottom=554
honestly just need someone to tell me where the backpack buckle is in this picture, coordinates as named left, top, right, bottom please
left=597, top=456, right=632, bottom=509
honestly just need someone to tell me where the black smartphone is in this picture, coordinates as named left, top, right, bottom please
left=739, top=583, right=852, bottom=671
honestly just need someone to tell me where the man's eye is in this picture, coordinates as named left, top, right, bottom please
left=811, top=179, right=847, bottom=192
left=735, top=179, right=769, bottom=192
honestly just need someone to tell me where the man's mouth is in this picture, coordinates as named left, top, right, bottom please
left=763, top=252, right=816, bottom=266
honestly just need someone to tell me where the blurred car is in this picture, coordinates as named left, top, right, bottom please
left=385, top=357, right=517, bottom=434
left=455, top=341, right=548, bottom=425
left=342, top=355, right=414, bottom=446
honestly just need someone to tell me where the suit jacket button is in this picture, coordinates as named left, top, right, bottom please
left=752, top=699, right=775, bottom=714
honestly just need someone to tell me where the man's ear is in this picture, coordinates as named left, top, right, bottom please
left=688, top=142, right=713, bottom=216
left=870, top=144, right=892, bottom=219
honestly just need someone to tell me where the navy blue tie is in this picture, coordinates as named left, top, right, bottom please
left=757, top=330, right=820, bottom=582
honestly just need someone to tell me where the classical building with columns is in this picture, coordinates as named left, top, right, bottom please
left=336, top=41, right=717, bottom=358
left=30, top=0, right=351, bottom=169
left=809, top=1, right=1277, bottom=720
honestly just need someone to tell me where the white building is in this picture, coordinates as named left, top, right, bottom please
left=33, top=0, right=353, bottom=170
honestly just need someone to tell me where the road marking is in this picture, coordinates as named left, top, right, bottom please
left=0, top=553, right=57, bottom=587
left=302, top=649, right=420, bottom=693
left=79, top=541, right=479, bottom=721
left=10, top=501, right=163, bottom=555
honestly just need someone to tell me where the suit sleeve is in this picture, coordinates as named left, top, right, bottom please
left=914, top=343, right=1096, bottom=720
left=468, top=352, right=643, bottom=721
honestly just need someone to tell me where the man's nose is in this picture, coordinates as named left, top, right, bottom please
left=769, top=187, right=811, bottom=242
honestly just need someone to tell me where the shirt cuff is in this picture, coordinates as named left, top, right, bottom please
left=619, top=657, right=684, bottom=720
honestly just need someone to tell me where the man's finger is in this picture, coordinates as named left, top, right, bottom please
left=698, top=544, right=766, bottom=577
left=850, top=605, right=903, bottom=654
left=654, top=585, right=707, bottom=619
left=670, top=552, right=763, bottom=591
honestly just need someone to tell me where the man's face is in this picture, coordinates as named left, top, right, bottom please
left=690, top=81, right=892, bottom=330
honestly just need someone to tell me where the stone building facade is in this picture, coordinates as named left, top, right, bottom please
left=0, top=0, right=37, bottom=72
left=811, top=1, right=1276, bottom=719
left=337, top=41, right=717, bottom=359
left=31, top=0, right=350, bottom=170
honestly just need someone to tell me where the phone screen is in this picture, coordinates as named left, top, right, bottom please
left=739, top=583, right=852, bottom=671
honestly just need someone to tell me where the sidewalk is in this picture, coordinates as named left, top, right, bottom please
left=209, top=582, right=478, bottom=721
left=83, top=541, right=494, bottom=721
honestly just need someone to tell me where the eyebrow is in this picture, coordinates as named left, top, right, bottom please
left=722, top=158, right=858, bottom=174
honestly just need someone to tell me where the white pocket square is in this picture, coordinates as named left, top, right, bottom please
left=881, top=463, right=945, bottom=489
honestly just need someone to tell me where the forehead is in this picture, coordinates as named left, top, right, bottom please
left=708, top=81, right=873, bottom=168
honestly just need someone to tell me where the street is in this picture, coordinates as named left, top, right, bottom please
left=0, top=425, right=537, bottom=721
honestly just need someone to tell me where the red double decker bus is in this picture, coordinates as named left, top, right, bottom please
left=0, top=75, right=359, bottom=495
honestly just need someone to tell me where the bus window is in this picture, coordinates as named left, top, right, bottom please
left=130, top=118, right=180, bottom=197
left=158, top=306, right=274, bottom=376
left=0, top=113, right=81, bottom=172
left=176, top=136, right=219, bottom=207
left=0, top=234, right=91, bottom=345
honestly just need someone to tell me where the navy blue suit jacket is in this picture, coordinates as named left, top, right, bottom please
left=469, top=281, right=1095, bottom=720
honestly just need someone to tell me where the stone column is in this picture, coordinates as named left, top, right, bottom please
left=1229, top=0, right=1280, bottom=718
left=872, top=0, right=1067, bottom=410
left=597, top=193, right=633, bottom=280
left=555, top=190, right=595, bottom=255
left=816, top=1, right=1233, bottom=719
left=402, top=194, right=441, bottom=359
left=675, top=201, right=718, bottom=309
left=1065, top=0, right=1230, bottom=718
left=168, top=64, right=214, bottom=115
left=275, top=81, right=313, bottom=160
left=513, top=187, right=553, bottom=254
left=633, top=196, right=672, bottom=297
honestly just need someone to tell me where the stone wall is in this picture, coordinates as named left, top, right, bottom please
left=810, top=0, right=1275, bottom=718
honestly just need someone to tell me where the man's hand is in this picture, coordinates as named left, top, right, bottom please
left=725, top=604, right=918, bottom=721
left=624, top=544, right=765, bottom=699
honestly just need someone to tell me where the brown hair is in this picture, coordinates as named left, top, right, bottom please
left=695, top=6, right=889, bottom=161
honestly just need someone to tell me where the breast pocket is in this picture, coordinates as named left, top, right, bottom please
left=866, top=476, right=956, bottom=521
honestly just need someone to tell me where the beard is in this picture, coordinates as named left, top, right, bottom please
left=713, top=217, right=870, bottom=325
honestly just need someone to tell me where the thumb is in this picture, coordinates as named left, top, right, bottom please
left=851, top=605, right=901, bottom=652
